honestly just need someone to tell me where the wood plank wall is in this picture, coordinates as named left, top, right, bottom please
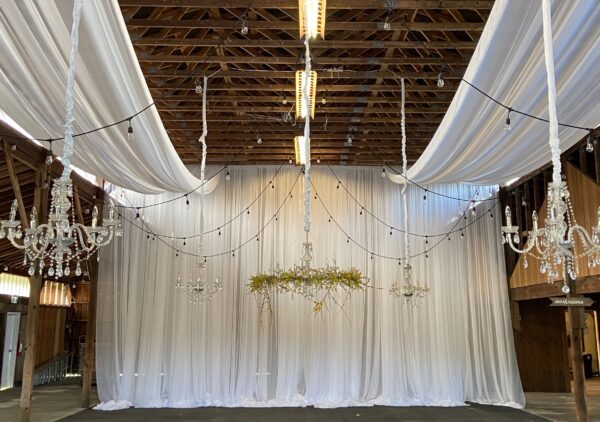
left=34, top=306, right=66, bottom=367
left=513, top=299, right=570, bottom=392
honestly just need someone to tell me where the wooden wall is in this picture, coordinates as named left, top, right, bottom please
left=510, top=163, right=600, bottom=288
left=513, top=299, right=571, bottom=392
left=34, top=306, right=67, bottom=366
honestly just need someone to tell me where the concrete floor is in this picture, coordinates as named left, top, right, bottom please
left=1, top=379, right=599, bottom=422
left=61, top=404, right=546, bottom=422
left=0, top=380, right=98, bottom=422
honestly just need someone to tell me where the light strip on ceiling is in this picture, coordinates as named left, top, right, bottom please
left=294, top=136, right=307, bottom=165
left=298, top=0, right=327, bottom=40
left=295, top=70, right=317, bottom=119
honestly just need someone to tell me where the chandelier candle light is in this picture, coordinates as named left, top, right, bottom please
left=0, top=0, right=121, bottom=279
left=389, top=78, right=430, bottom=303
left=501, top=0, right=600, bottom=294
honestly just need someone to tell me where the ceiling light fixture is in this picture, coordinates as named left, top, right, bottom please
left=298, top=0, right=326, bottom=40
left=294, top=136, right=307, bottom=165
left=295, top=70, right=317, bottom=119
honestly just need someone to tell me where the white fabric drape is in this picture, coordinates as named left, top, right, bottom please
left=96, top=166, right=523, bottom=409
left=398, top=0, right=600, bottom=185
left=0, top=0, right=202, bottom=194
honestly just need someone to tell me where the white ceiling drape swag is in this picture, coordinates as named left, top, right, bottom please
left=0, top=0, right=205, bottom=194
left=95, top=166, right=524, bottom=409
left=392, top=0, right=600, bottom=186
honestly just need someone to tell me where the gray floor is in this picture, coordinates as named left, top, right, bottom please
left=3, top=379, right=600, bottom=422
left=60, top=404, right=546, bottom=422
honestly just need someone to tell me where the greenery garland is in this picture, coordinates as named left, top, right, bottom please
left=249, top=266, right=368, bottom=315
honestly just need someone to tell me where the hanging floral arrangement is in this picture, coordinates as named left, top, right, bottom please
left=249, top=265, right=367, bottom=314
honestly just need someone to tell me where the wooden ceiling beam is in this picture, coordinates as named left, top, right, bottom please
left=165, top=123, right=438, bottom=131
left=132, top=38, right=477, bottom=50
left=170, top=133, right=433, bottom=139
left=120, top=1, right=493, bottom=10
left=137, top=54, right=469, bottom=65
left=164, top=116, right=442, bottom=123
left=150, top=83, right=459, bottom=92
left=158, top=105, right=447, bottom=114
left=126, top=19, right=485, bottom=32
left=143, top=68, right=463, bottom=79
left=157, top=95, right=451, bottom=103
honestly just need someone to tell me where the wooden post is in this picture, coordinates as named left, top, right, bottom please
left=81, top=194, right=103, bottom=408
left=18, top=168, right=48, bottom=422
left=567, top=272, right=588, bottom=422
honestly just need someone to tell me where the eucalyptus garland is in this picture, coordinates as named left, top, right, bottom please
left=249, top=266, right=367, bottom=315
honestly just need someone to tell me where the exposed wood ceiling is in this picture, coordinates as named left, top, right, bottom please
left=119, top=0, right=494, bottom=165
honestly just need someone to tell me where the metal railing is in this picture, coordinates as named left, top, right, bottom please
left=33, top=352, right=74, bottom=387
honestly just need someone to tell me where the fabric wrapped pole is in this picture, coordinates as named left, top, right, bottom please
left=59, top=0, right=82, bottom=180
left=198, top=75, right=208, bottom=183
left=303, top=38, right=312, bottom=233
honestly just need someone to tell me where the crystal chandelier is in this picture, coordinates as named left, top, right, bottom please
left=390, top=77, right=430, bottom=304
left=390, top=264, right=430, bottom=302
left=175, top=261, right=223, bottom=304
left=501, top=0, right=599, bottom=294
left=0, top=0, right=121, bottom=279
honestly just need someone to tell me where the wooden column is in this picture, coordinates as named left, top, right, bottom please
left=81, top=194, right=103, bottom=408
left=568, top=273, right=588, bottom=422
left=18, top=168, right=48, bottom=422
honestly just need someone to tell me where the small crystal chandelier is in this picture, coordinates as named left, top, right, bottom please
left=0, top=0, right=121, bottom=279
left=390, top=78, right=429, bottom=304
left=501, top=0, right=600, bottom=294
left=390, top=264, right=430, bottom=302
left=175, top=261, right=223, bottom=304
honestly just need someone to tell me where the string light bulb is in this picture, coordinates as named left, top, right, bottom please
left=586, top=131, right=595, bottom=152
left=225, top=168, right=231, bottom=181
left=195, top=79, right=203, bottom=95
left=381, top=167, right=386, bottom=178
left=505, top=109, right=512, bottom=132
left=256, top=134, right=262, bottom=144
left=346, top=135, right=352, bottom=145
left=45, top=142, right=54, bottom=165
left=127, top=119, right=134, bottom=141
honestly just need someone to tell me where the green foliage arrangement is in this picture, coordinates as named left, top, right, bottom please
left=249, top=265, right=367, bottom=315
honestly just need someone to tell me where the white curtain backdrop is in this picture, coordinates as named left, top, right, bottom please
left=398, top=0, right=600, bottom=185
left=96, top=166, right=524, bottom=409
left=0, top=0, right=203, bottom=194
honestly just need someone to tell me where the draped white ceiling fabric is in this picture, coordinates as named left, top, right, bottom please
left=0, top=0, right=203, bottom=194
left=393, top=0, right=600, bottom=186
left=96, top=166, right=524, bottom=409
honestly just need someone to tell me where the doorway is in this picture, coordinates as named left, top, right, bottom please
left=0, top=312, right=21, bottom=390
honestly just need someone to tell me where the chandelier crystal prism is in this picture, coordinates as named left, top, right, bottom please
left=0, top=0, right=121, bottom=279
left=500, top=0, right=600, bottom=294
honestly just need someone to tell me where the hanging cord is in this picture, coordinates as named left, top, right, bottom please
left=60, top=0, right=83, bottom=180
left=400, top=78, right=410, bottom=266
left=303, top=38, right=312, bottom=233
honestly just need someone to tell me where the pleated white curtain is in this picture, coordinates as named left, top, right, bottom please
left=96, top=166, right=524, bottom=409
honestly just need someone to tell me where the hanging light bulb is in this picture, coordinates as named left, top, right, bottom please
left=316, top=157, right=321, bottom=164
left=256, top=134, right=262, bottom=144
left=321, top=97, right=326, bottom=105
left=225, top=168, right=231, bottom=181
left=346, top=135, right=352, bottom=145
left=586, top=132, right=595, bottom=153
left=127, top=119, right=134, bottom=141
left=11, top=143, right=16, bottom=151
left=436, top=72, right=444, bottom=88
left=195, top=79, right=203, bottom=94
left=45, top=143, right=54, bottom=165
left=505, top=109, right=512, bottom=132
left=383, top=14, right=392, bottom=31
left=240, top=17, right=249, bottom=35
left=381, top=167, right=386, bottom=178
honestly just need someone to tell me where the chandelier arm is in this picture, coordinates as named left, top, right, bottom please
left=569, top=225, right=600, bottom=252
